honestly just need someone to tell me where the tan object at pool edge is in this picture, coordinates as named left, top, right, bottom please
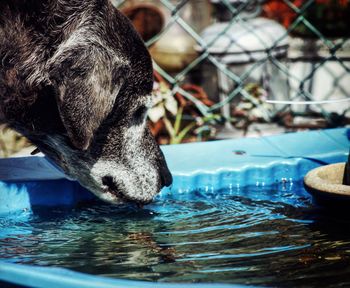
left=304, top=163, right=350, bottom=198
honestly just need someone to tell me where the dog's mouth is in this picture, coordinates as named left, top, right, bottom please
left=101, top=176, right=152, bottom=206
left=102, top=176, right=130, bottom=203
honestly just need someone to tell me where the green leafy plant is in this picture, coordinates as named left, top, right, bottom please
left=149, top=72, right=220, bottom=144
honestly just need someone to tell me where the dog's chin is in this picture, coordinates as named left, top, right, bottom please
left=96, top=189, right=129, bottom=205
left=98, top=186, right=153, bottom=206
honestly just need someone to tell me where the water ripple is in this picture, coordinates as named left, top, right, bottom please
left=2, top=183, right=350, bottom=287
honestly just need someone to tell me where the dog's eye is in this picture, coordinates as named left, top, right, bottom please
left=133, top=105, right=148, bottom=124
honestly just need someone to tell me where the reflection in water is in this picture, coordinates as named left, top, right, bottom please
left=2, top=182, right=350, bottom=287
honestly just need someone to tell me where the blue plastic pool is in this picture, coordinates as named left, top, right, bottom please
left=0, top=128, right=349, bottom=288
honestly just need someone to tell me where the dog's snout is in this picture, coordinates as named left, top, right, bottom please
left=101, top=175, right=152, bottom=205
left=160, top=162, right=173, bottom=188
left=102, top=175, right=117, bottom=190
left=101, top=175, right=129, bottom=201
left=102, top=175, right=132, bottom=202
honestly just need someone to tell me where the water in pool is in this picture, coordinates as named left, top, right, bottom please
left=1, top=182, right=350, bottom=287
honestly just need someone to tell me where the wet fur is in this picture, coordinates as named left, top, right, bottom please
left=0, top=0, right=172, bottom=204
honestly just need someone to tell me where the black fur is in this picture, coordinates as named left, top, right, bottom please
left=0, top=0, right=172, bottom=204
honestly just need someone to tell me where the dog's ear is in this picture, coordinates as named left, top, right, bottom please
left=49, top=46, right=129, bottom=150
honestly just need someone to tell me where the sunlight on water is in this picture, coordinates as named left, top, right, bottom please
left=2, top=183, right=350, bottom=287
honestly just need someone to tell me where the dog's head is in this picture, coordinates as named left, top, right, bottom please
left=1, top=3, right=172, bottom=205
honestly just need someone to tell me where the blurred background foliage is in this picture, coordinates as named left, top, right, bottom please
left=1, top=0, right=349, bottom=156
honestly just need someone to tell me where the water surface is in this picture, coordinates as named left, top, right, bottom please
left=1, top=183, right=350, bottom=287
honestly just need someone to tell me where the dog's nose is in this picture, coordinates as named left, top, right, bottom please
left=160, top=163, right=173, bottom=187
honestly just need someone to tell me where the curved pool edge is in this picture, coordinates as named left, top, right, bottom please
left=1, top=128, right=348, bottom=215
left=0, top=261, right=256, bottom=288
left=0, top=128, right=349, bottom=288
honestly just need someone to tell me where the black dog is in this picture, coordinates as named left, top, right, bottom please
left=0, top=0, right=172, bottom=204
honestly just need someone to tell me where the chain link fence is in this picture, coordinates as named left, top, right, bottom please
left=1, top=1, right=348, bottom=156
left=113, top=0, right=350, bottom=142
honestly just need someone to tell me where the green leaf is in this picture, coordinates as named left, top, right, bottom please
left=174, top=106, right=183, bottom=136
